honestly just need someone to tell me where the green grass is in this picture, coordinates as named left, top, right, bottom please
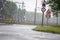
left=33, top=26, right=60, bottom=34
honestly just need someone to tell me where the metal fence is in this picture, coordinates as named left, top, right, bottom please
left=0, top=0, right=60, bottom=26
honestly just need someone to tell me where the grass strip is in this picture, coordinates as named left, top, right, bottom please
left=33, top=26, right=60, bottom=34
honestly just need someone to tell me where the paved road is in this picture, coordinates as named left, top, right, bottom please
left=0, top=24, right=60, bottom=40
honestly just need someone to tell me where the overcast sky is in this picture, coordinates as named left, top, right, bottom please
left=8, top=0, right=50, bottom=13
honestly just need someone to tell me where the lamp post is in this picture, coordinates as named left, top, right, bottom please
left=34, top=0, right=37, bottom=25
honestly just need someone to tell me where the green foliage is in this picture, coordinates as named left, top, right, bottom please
left=5, top=1, right=17, bottom=14
left=48, top=0, right=60, bottom=17
left=2, top=1, right=18, bottom=18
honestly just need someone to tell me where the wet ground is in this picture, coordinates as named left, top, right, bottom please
left=0, top=24, right=60, bottom=40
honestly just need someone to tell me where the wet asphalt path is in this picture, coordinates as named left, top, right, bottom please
left=0, top=24, right=60, bottom=40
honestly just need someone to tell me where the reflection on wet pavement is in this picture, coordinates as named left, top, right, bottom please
left=0, top=24, right=60, bottom=40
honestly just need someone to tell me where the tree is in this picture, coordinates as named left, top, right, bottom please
left=1, top=1, right=18, bottom=19
left=18, top=8, right=26, bottom=23
left=0, top=0, right=6, bottom=18
left=4, top=1, right=18, bottom=18
left=0, top=1, right=18, bottom=23
left=47, top=0, right=60, bottom=25
left=0, top=0, right=6, bottom=9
